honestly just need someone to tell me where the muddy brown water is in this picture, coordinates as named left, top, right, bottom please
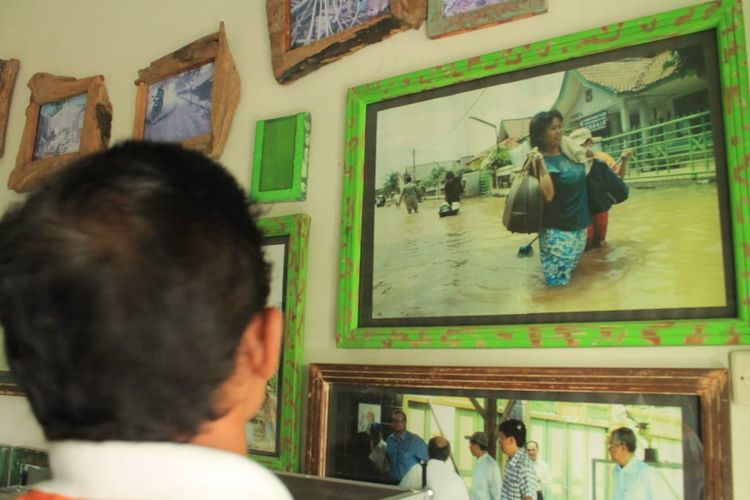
left=371, top=183, right=728, bottom=319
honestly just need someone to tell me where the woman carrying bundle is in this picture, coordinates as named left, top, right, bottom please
left=528, top=109, right=591, bottom=286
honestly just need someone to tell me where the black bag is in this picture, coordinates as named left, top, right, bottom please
left=502, top=156, right=544, bottom=233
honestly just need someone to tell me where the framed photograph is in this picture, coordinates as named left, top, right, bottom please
left=426, top=0, right=548, bottom=39
left=266, top=0, right=427, bottom=84
left=251, top=112, right=311, bottom=203
left=337, top=0, right=750, bottom=348
left=305, top=363, right=730, bottom=499
left=9, top=73, right=112, bottom=192
left=133, top=22, right=239, bottom=159
left=0, top=58, right=20, bottom=158
left=248, top=214, right=310, bottom=471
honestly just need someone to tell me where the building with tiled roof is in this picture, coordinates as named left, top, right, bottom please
left=552, top=50, right=708, bottom=137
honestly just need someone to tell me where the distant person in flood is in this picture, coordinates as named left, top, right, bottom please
left=386, top=409, right=428, bottom=483
left=529, top=109, right=591, bottom=286
left=399, top=175, right=421, bottom=214
left=444, top=171, right=464, bottom=209
left=569, top=127, right=631, bottom=250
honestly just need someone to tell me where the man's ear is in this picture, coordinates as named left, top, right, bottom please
left=240, top=307, right=283, bottom=380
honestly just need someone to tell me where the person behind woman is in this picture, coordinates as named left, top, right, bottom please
left=528, top=109, right=591, bottom=286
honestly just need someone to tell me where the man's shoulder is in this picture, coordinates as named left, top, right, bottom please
left=34, top=441, right=293, bottom=500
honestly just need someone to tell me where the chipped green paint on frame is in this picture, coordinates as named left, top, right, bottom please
left=252, top=214, right=310, bottom=470
left=337, top=1, right=750, bottom=349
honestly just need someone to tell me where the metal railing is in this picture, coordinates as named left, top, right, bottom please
left=598, top=111, right=715, bottom=180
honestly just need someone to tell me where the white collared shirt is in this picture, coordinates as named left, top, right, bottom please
left=33, top=441, right=292, bottom=499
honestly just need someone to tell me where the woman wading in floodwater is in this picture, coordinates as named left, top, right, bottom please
left=529, top=109, right=591, bottom=286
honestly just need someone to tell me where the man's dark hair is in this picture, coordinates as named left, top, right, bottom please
left=428, top=436, right=450, bottom=461
left=529, top=109, right=563, bottom=149
left=392, top=409, right=407, bottom=423
left=611, top=427, right=637, bottom=453
left=499, top=419, right=527, bottom=448
left=0, top=141, right=270, bottom=442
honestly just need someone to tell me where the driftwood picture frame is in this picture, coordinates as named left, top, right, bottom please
left=426, top=0, right=548, bottom=39
left=267, top=0, right=427, bottom=84
left=0, top=58, right=20, bottom=158
left=9, top=73, right=112, bottom=192
left=133, top=22, right=240, bottom=159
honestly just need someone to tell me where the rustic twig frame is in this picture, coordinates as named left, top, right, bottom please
left=0, top=58, right=20, bottom=158
left=133, top=22, right=239, bottom=159
left=426, top=0, right=547, bottom=39
left=9, top=73, right=111, bottom=192
left=267, top=0, right=427, bottom=84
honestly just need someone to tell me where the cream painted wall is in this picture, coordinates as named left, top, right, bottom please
left=0, top=0, right=748, bottom=496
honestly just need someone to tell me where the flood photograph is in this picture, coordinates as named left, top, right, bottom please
left=361, top=31, right=734, bottom=327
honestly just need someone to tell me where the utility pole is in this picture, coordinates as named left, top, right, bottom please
left=412, top=148, right=416, bottom=179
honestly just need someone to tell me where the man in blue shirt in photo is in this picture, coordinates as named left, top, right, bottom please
left=386, top=409, right=428, bottom=483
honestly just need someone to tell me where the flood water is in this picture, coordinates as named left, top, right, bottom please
left=371, top=183, right=729, bottom=320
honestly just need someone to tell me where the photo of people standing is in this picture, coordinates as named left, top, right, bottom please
left=325, top=394, right=691, bottom=500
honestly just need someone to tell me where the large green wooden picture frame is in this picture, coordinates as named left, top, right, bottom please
left=251, top=112, right=311, bottom=203
left=338, top=0, right=750, bottom=349
left=250, top=213, right=310, bottom=471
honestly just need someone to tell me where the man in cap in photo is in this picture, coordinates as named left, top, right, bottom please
left=466, top=431, right=502, bottom=500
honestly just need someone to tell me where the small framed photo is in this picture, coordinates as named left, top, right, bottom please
left=266, top=0, right=426, bottom=84
left=251, top=112, right=311, bottom=203
left=132, top=22, right=239, bottom=159
left=248, top=214, right=310, bottom=471
left=0, top=58, right=20, bottom=158
left=9, top=73, right=112, bottom=192
left=426, top=0, right=548, bottom=39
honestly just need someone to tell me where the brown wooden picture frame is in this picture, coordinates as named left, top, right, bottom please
left=133, top=22, right=239, bottom=159
left=0, top=59, right=20, bottom=158
left=267, top=0, right=427, bottom=84
left=426, top=0, right=547, bottom=39
left=9, top=73, right=111, bottom=192
left=306, top=363, right=731, bottom=499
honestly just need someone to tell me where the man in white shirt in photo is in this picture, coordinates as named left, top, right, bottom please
left=400, top=436, right=469, bottom=500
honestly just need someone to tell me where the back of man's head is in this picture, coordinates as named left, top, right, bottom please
left=428, top=436, right=451, bottom=461
left=0, top=141, right=270, bottom=443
